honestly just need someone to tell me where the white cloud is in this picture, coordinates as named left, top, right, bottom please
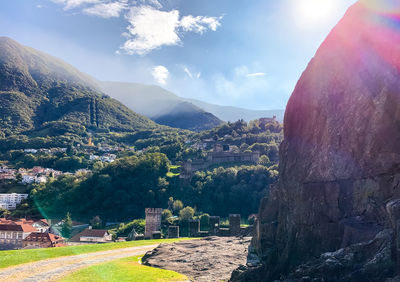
left=182, top=66, right=201, bottom=79
left=246, top=72, right=266, bottom=77
left=122, top=6, right=181, bottom=55
left=183, top=66, right=193, bottom=79
left=83, top=1, right=128, bottom=18
left=50, top=0, right=222, bottom=55
left=139, top=0, right=162, bottom=9
left=179, top=15, right=222, bottom=33
left=121, top=5, right=222, bottom=55
left=152, top=65, right=169, bottom=85
left=51, top=0, right=101, bottom=10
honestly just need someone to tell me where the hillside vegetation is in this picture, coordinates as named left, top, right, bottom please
left=0, top=37, right=156, bottom=138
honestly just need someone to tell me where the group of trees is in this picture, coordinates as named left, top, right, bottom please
left=22, top=151, right=278, bottom=222
left=1, top=150, right=87, bottom=171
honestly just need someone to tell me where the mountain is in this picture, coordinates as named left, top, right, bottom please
left=98, top=81, right=284, bottom=125
left=153, top=102, right=223, bottom=131
left=0, top=37, right=157, bottom=137
left=99, top=81, right=222, bottom=131
left=234, top=2, right=400, bottom=281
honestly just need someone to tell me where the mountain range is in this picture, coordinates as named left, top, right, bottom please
left=0, top=36, right=283, bottom=136
left=99, top=81, right=284, bottom=124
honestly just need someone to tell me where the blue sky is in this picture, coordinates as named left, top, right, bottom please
left=0, top=0, right=357, bottom=110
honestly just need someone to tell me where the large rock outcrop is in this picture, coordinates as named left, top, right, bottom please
left=234, top=1, right=400, bottom=281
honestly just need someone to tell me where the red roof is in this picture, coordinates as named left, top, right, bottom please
left=0, top=223, right=36, bottom=232
left=24, top=232, right=64, bottom=243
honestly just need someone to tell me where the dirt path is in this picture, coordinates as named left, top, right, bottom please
left=0, top=244, right=159, bottom=282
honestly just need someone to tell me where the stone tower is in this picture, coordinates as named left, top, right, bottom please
left=145, top=208, right=162, bottom=239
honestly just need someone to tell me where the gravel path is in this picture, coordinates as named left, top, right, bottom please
left=0, top=244, right=159, bottom=281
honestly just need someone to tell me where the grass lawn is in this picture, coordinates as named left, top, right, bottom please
left=0, top=238, right=191, bottom=269
left=59, top=255, right=188, bottom=282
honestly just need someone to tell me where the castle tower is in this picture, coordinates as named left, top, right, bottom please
left=145, top=208, right=163, bottom=239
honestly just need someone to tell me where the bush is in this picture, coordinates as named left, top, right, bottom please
left=114, top=219, right=145, bottom=237
left=179, top=206, right=194, bottom=222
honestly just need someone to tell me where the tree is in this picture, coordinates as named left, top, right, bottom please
left=0, top=208, right=10, bottom=218
left=15, top=173, right=22, bottom=183
left=173, top=200, right=183, bottom=214
left=168, top=197, right=174, bottom=211
left=61, top=212, right=73, bottom=238
left=258, top=155, right=270, bottom=166
left=162, top=209, right=173, bottom=223
left=90, top=215, right=103, bottom=229
left=179, top=206, right=194, bottom=221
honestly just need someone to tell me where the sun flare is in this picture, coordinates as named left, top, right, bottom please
left=296, top=0, right=337, bottom=28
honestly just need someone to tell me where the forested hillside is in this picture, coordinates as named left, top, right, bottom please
left=0, top=37, right=156, bottom=138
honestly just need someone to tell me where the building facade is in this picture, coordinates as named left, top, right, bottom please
left=0, top=193, right=29, bottom=210
left=0, top=223, right=36, bottom=250
left=70, top=228, right=112, bottom=243
left=23, top=232, right=64, bottom=249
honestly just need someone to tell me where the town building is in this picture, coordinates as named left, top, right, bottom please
left=0, top=166, right=16, bottom=180
left=32, top=219, right=50, bottom=233
left=23, top=232, right=64, bottom=249
left=0, top=222, right=36, bottom=249
left=70, top=228, right=112, bottom=243
left=0, top=193, right=29, bottom=210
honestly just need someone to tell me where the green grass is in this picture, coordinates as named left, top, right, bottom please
left=0, top=238, right=191, bottom=269
left=59, top=255, right=188, bottom=282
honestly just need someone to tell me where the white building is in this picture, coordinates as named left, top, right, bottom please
left=70, top=228, right=112, bottom=243
left=22, top=175, right=35, bottom=184
left=0, top=193, right=29, bottom=210
left=24, top=149, right=38, bottom=154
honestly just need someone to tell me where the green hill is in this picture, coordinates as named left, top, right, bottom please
left=0, top=37, right=157, bottom=137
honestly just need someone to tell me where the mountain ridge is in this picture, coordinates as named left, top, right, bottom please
left=98, top=81, right=284, bottom=123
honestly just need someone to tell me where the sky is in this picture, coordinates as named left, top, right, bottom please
left=0, top=0, right=357, bottom=110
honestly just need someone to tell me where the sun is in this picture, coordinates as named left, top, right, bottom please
left=295, top=0, right=337, bottom=28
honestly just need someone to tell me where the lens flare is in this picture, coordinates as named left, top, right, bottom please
left=295, top=0, right=337, bottom=28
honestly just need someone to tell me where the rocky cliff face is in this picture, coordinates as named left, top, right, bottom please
left=233, top=1, right=400, bottom=281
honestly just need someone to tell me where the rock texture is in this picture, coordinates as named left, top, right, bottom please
left=142, top=237, right=251, bottom=281
left=234, top=1, right=400, bottom=281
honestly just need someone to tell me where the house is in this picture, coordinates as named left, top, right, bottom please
left=22, top=175, right=35, bottom=184
left=23, top=232, right=65, bottom=249
left=70, top=228, right=112, bottom=243
left=32, top=219, right=50, bottom=233
left=32, top=166, right=45, bottom=174
left=0, top=166, right=16, bottom=180
left=0, top=222, right=37, bottom=249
